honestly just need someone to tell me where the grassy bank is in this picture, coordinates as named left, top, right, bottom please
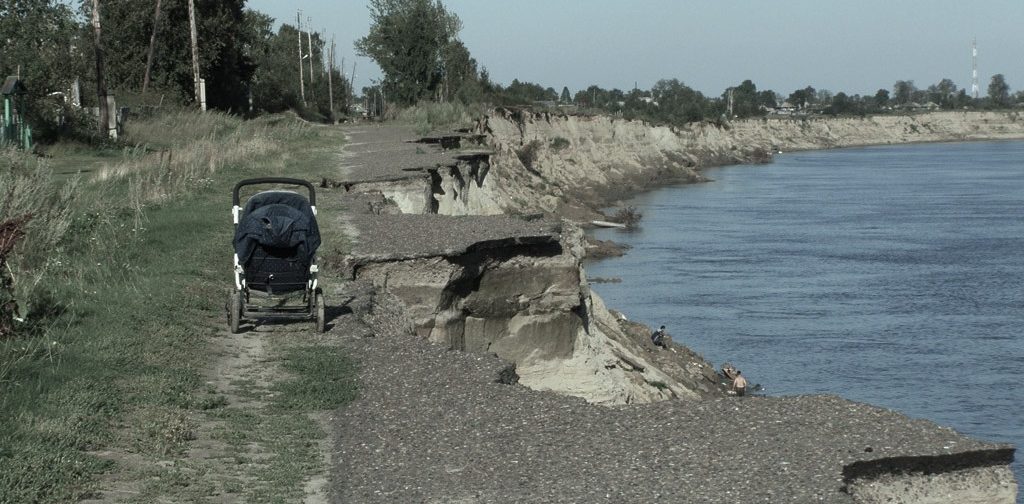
left=1, top=111, right=354, bottom=502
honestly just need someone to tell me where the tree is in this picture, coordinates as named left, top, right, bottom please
left=828, top=92, right=851, bottom=115
left=873, top=89, right=890, bottom=108
left=927, top=78, right=957, bottom=108
left=246, top=16, right=350, bottom=118
left=560, top=86, right=571, bottom=103
left=893, top=80, right=916, bottom=104
left=788, top=86, right=816, bottom=109
left=651, top=79, right=707, bottom=123
left=988, top=74, right=1010, bottom=107
left=756, top=90, right=777, bottom=110
left=0, top=0, right=84, bottom=97
left=355, top=0, right=466, bottom=106
left=722, top=79, right=760, bottom=117
left=81, top=0, right=255, bottom=111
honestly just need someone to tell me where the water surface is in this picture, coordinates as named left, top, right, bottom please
left=586, top=140, right=1024, bottom=487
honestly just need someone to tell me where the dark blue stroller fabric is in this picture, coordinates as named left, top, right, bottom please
left=233, top=191, right=321, bottom=266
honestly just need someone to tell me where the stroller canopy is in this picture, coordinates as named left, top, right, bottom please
left=233, top=190, right=321, bottom=265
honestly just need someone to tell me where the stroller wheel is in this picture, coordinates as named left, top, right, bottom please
left=314, top=289, right=326, bottom=333
left=228, top=290, right=242, bottom=334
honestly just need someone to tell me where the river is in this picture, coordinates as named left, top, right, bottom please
left=586, top=140, right=1024, bottom=489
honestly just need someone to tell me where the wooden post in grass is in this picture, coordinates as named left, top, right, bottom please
left=91, top=0, right=109, bottom=136
left=142, top=0, right=162, bottom=94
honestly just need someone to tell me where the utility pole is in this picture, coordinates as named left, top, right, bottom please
left=327, top=36, right=334, bottom=119
left=187, top=0, right=203, bottom=110
left=971, top=38, right=980, bottom=99
left=142, top=0, right=162, bottom=94
left=91, top=0, right=108, bottom=136
left=339, top=56, right=345, bottom=111
left=297, top=11, right=305, bottom=106
left=350, top=61, right=357, bottom=104
left=307, top=18, right=315, bottom=85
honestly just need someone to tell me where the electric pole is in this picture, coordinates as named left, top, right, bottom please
left=91, top=0, right=108, bottom=136
left=339, top=56, right=346, bottom=111
left=971, top=38, right=980, bottom=99
left=142, top=0, right=162, bottom=94
left=328, top=36, right=335, bottom=119
left=350, top=61, right=357, bottom=104
left=307, top=18, right=314, bottom=85
left=297, top=11, right=305, bottom=106
left=187, top=0, right=203, bottom=110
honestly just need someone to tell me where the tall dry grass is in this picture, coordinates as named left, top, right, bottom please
left=398, top=101, right=484, bottom=136
left=95, top=111, right=314, bottom=213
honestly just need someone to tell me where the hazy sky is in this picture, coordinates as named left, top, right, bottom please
left=247, top=0, right=1023, bottom=97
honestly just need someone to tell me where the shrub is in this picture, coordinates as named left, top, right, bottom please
left=612, top=206, right=643, bottom=230
left=550, top=137, right=570, bottom=151
left=516, top=139, right=543, bottom=171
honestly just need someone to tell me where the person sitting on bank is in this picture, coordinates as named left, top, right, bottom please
left=651, top=325, right=669, bottom=350
left=732, top=371, right=748, bottom=397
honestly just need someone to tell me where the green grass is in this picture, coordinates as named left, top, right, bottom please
left=272, top=346, right=358, bottom=411
left=1, top=111, right=355, bottom=503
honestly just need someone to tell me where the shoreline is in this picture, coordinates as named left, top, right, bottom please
left=328, top=113, right=1021, bottom=501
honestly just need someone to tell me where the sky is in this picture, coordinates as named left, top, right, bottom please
left=246, top=0, right=1023, bottom=98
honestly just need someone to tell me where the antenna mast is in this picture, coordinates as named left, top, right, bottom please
left=971, top=38, right=979, bottom=99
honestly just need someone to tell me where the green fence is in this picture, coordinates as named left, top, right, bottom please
left=1, top=96, right=31, bottom=150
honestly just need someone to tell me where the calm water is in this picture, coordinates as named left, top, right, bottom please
left=587, top=140, right=1024, bottom=487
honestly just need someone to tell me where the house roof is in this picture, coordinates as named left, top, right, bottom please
left=1, top=76, right=27, bottom=95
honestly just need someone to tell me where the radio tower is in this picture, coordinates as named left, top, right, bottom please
left=971, top=38, right=980, bottom=99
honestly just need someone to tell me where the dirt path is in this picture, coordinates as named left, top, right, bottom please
left=80, top=302, right=354, bottom=503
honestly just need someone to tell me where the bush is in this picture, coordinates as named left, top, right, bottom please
left=550, top=137, right=570, bottom=151
left=516, top=139, right=543, bottom=171
left=612, top=206, right=643, bottom=230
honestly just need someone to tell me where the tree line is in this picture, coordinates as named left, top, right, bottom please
left=1, top=0, right=1022, bottom=140
left=0, top=0, right=355, bottom=140
left=355, top=0, right=1022, bottom=127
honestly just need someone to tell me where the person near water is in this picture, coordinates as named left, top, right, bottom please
left=732, top=371, right=748, bottom=397
left=651, top=325, right=668, bottom=349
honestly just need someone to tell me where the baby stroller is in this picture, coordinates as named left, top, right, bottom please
left=227, top=177, right=325, bottom=333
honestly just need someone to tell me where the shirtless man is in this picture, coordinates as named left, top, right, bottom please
left=732, top=371, right=748, bottom=397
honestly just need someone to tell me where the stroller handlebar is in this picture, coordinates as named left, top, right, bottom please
left=232, top=178, right=316, bottom=207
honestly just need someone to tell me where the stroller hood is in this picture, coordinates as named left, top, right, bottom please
left=233, top=190, right=321, bottom=265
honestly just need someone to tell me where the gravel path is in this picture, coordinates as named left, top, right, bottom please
left=339, top=125, right=487, bottom=184
left=344, top=213, right=560, bottom=261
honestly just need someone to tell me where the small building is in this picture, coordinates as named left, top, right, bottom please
left=769, top=101, right=798, bottom=115
left=1, top=76, right=32, bottom=150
